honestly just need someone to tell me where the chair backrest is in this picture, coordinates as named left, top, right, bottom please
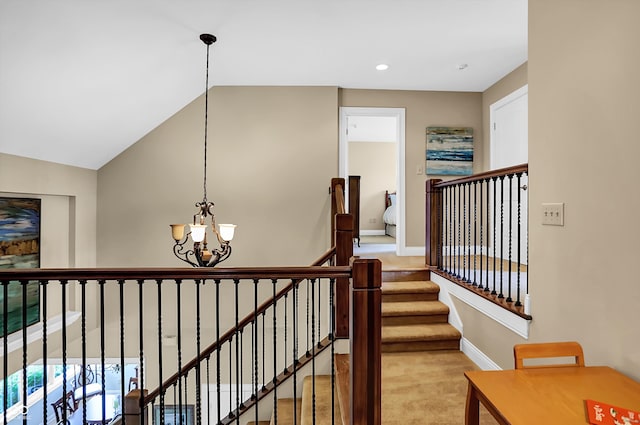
left=51, top=390, right=76, bottom=422
left=514, top=341, right=585, bottom=369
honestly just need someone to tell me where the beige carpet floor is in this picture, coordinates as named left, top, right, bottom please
left=359, top=234, right=396, bottom=244
left=381, top=350, right=498, bottom=425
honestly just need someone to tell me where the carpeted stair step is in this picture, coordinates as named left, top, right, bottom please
left=381, top=323, right=461, bottom=352
left=382, top=300, right=449, bottom=325
left=381, top=280, right=439, bottom=302
left=247, top=422, right=271, bottom=425
left=300, top=375, right=342, bottom=425
left=270, top=398, right=302, bottom=425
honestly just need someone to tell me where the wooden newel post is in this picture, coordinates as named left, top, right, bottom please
left=124, top=389, right=149, bottom=425
left=425, top=179, right=442, bottom=269
left=335, top=213, right=353, bottom=339
left=350, top=258, right=382, bottom=425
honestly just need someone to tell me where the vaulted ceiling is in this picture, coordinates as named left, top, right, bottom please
left=0, top=0, right=527, bottom=169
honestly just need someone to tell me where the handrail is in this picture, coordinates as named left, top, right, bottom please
left=0, top=266, right=349, bottom=281
left=433, top=163, right=528, bottom=188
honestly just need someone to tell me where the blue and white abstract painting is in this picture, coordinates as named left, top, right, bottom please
left=0, top=197, right=41, bottom=337
left=426, top=127, right=474, bottom=176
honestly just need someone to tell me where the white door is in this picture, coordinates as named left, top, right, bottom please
left=490, top=86, right=528, bottom=266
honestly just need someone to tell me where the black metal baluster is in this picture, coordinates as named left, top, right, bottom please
left=507, top=174, right=514, bottom=303
left=463, top=183, right=468, bottom=282
left=317, top=277, right=322, bottom=349
left=262, top=310, right=266, bottom=391
left=119, top=279, right=126, bottom=425
left=479, top=180, right=484, bottom=290
left=138, top=279, right=146, bottom=425
left=253, top=279, right=259, bottom=405
left=228, top=337, right=233, bottom=419
left=293, top=281, right=299, bottom=425
left=41, top=280, right=48, bottom=425
left=467, top=182, right=472, bottom=282
left=60, top=280, right=68, bottom=424
left=100, top=279, right=107, bottom=422
left=2, top=279, right=8, bottom=425
left=457, top=185, right=462, bottom=278
left=206, top=356, right=211, bottom=425
left=516, top=172, right=523, bottom=307
left=20, top=279, right=27, bottom=425
left=447, top=187, right=452, bottom=273
left=438, top=186, right=443, bottom=269
left=240, top=326, right=245, bottom=409
left=473, top=181, right=478, bottom=285
left=215, top=279, right=221, bottom=425
left=491, top=178, right=498, bottom=295
left=284, top=292, right=289, bottom=375
left=80, top=279, right=87, bottom=423
left=176, top=279, right=184, bottom=419
left=196, top=279, right=203, bottom=425
left=526, top=171, right=529, bottom=300
left=498, top=176, right=505, bottom=299
left=305, top=279, right=311, bottom=357
left=485, top=178, right=491, bottom=293
left=330, top=278, right=335, bottom=425
left=156, top=278, right=165, bottom=423
left=272, top=279, right=278, bottom=424
left=234, top=279, right=240, bottom=421
left=311, top=279, right=317, bottom=425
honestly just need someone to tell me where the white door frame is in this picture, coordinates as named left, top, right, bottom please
left=339, top=107, right=407, bottom=255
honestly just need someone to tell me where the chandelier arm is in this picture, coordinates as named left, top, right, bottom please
left=172, top=236, right=201, bottom=268
left=206, top=242, right=232, bottom=267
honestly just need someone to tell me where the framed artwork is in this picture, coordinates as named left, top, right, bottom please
left=0, top=197, right=41, bottom=337
left=426, top=127, right=474, bottom=176
left=153, top=404, right=194, bottom=425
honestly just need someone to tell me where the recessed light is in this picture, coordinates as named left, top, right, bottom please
left=376, top=64, right=389, bottom=71
left=457, top=63, right=468, bottom=70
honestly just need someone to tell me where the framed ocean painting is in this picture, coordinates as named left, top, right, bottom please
left=0, top=197, right=41, bottom=337
left=426, top=127, right=474, bottom=176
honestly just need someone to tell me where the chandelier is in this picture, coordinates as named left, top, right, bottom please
left=169, top=34, right=236, bottom=267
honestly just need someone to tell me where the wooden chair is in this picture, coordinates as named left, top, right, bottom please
left=52, top=390, right=76, bottom=423
left=514, top=341, right=585, bottom=369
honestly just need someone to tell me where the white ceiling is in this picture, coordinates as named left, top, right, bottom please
left=0, top=0, right=527, bottom=170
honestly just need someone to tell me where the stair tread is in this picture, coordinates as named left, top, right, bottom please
left=301, top=375, right=341, bottom=425
left=381, top=280, right=439, bottom=294
left=382, top=323, right=461, bottom=342
left=382, top=300, right=448, bottom=316
left=271, top=398, right=302, bottom=425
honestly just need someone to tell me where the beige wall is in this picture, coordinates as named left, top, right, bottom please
left=348, top=142, right=396, bottom=232
left=458, top=1, right=640, bottom=380
left=340, top=89, right=483, bottom=247
left=97, top=86, right=338, bottom=267
left=0, top=153, right=97, bottom=268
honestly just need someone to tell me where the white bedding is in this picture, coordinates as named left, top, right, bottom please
left=383, top=204, right=396, bottom=225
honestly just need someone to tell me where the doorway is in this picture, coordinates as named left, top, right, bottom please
left=339, top=107, right=406, bottom=255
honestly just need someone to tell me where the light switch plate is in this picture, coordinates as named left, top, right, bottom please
left=542, top=203, right=564, bottom=226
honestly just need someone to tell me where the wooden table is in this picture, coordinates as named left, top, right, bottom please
left=465, top=366, right=640, bottom=424
left=70, top=394, right=121, bottom=425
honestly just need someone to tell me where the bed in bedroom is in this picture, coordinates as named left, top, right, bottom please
left=383, top=190, right=397, bottom=238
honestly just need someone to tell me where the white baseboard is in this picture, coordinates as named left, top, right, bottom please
left=460, top=337, right=501, bottom=370
left=360, top=229, right=386, bottom=236
left=398, top=245, right=425, bottom=256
